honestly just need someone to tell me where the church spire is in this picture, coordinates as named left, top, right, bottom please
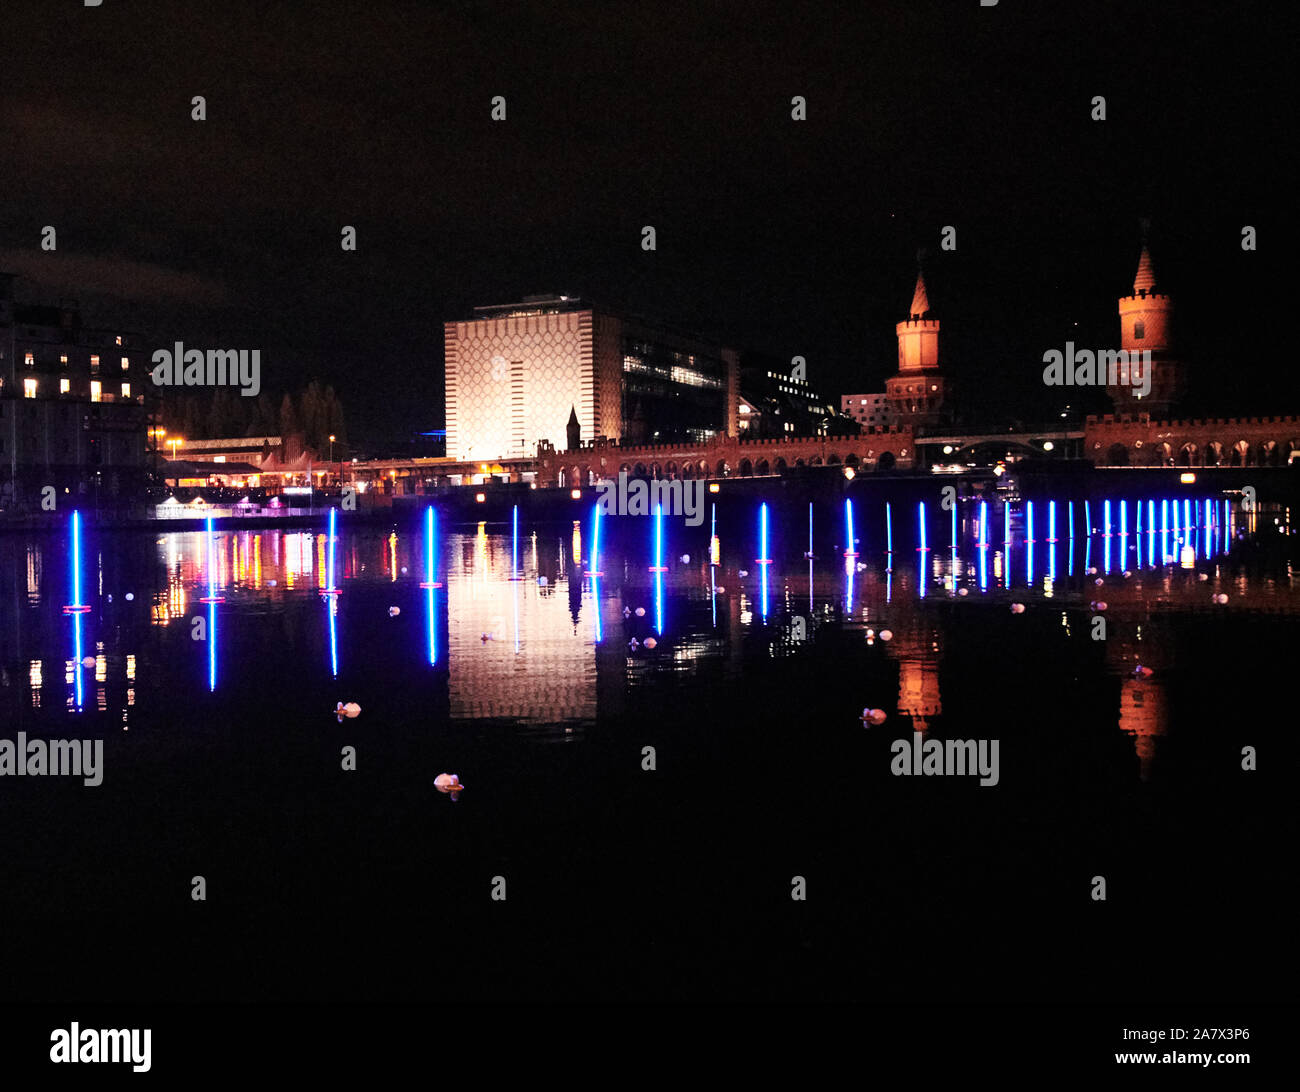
left=908, top=270, right=931, bottom=318
left=1132, top=245, right=1156, bottom=294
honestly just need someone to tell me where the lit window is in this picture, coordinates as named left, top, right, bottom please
left=90, top=355, right=101, bottom=371
left=60, top=355, right=68, bottom=365
left=91, top=380, right=102, bottom=403
left=115, top=336, right=122, bottom=345
left=24, top=378, right=37, bottom=398
left=60, top=378, right=70, bottom=394
left=121, top=382, right=131, bottom=398
left=121, top=356, right=129, bottom=370
left=24, top=353, right=34, bottom=367
left=860, top=399, right=867, bottom=405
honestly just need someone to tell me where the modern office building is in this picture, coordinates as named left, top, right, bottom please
left=0, top=274, right=150, bottom=511
left=736, top=355, right=837, bottom=437
left=444, top=294, right=739, bottom=461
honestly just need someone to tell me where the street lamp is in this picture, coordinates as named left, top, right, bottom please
left=329, top=434, right=336, bottom=489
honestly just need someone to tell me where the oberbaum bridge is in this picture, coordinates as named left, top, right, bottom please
left=348, top=253, right=1298, bottom=496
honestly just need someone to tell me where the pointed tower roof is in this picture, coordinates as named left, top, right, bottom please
left=908, top=270, right=931, bottom=318
left=1133, top=246, right=1157, bottom=294
left=567, top=405, right=579, bottom=425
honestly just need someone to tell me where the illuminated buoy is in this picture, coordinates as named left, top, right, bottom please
left=1094, top=577, right=1104, bottom=586
left=680, top=553, right=690, bottom=564
left=644, top=637, right=658, bottom=650
left=634, top=607, right=645, bottom=617
left=629, top=637, right=639, bottom=650
left=1090, top=601, right=1108, bottom=611
left=879, top=629, right=893, bottom=641
left=125, top=593, right=134, bottom=601
left=1198, top=573, right=1209, bottom=582
left=738, top=569, right=749, bottom=577
left=81, top=656, right=95, bottom=668
left=1085, top=567, right=1097, bottom=575
left=861, top=708, right=888, bottom=726
left=1010, top=603, right=1025, bottom=614
left=1213, top=592, right=1229, bottom=605
left=855, top=562, right=866, bottom=572
left=714, top=585, right=726, bottom=594
left=401, top=566, right=408, bottom=574
left=388, top=606, right=401, bottom=617
left=107, top=594, right=113, bottom=603
left=957, top=587, right=969, bottom=596
left=865, top=628, right=875, bottom=639
left=538, top=576, right=548, bottom=586
left=434, top=773, right=464, bottom=795
left=623, top=607, right=631, bottom=618
left=1122, top=570, right=1132, bottom=579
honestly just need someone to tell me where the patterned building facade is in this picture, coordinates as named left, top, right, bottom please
left=444, top=295, right=738, bottom=462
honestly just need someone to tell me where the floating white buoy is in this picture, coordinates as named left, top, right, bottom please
left=861, top=707, right=888, bottom=726
left=81, top=656, right=95, bottom=668
left=714, top=586, right=726, bottom=594
left=1091, top=600, right=1108, bottom=611
left=644, top=637, right=657, bottom=650
left=538, top=576, right=548, bottom=586
left=125, top=593, right=134, bottom=601
left=628, top=637, right=639, bottom=650
left=388, top=606, right=400, bottom=617
left=1213, top=592, right=1229, bottom=605
left=107, top=594, right=113, bottom=603
left=680, top=553, right=690, bottom=564
left=434, top=773, right=464, bottom=794
left=634, top=607, right=645, bottom=617
left=339, top=702, right=361, bottom=718
left=856, top=562, right=867, bottom=572
left=1010, top=603, right=1025, bottom=614
left=1094, top=577, right=1104, bottom=586
left=879, top=629, right=893, bottom=641
left=865, top=628, right=875, bottom=639
left=401, top=566, right=408, bottom=574
left=957, top=587, right=969, bottom=596
left=1085, top=567, right=1097, bottom=575
left=739, top=569, right=749, bottom=577
left=1197, top=573, right=1209, bottom=582
left=1122, top=570, right=1132, bottom=579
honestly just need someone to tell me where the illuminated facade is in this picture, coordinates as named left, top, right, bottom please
left=0, top=273, right=150, bottom=510
left=444, top=295, right=739, bottom=462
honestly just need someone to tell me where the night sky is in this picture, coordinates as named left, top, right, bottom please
left=2, top=0, right=1292, bottom=444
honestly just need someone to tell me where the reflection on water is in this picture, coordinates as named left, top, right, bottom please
left=0, top=494, right=1293, bottom=777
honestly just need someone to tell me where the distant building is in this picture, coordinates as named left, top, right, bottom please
left=444, top=294, right=739, bottom=461
left=737, top=356, right=837, bottom=437
left=841, top=392, right=893, bottom=430
left=0, top=273, right=150, bottom=510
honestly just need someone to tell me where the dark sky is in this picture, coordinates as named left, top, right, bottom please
left=2, top=0, right=1293, bottom=444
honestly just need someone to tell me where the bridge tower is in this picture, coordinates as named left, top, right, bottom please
left=886, top=267, right=948, bottom=430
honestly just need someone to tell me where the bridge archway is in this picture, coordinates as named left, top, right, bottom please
left=756, top=459, right=770, bottom=476
left=739, top=458, right=753, bottom=476
left=1107, top=443, right=1130, bottom=466
left=877, top=451, right=895, bottom=471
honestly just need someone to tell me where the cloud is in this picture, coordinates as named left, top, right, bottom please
left=0, top=250, right=229, bottom=307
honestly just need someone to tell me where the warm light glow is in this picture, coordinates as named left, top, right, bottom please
left=475, top=493, right=486, bottom=503
left=843, top=466, right=855, bottom=480
left=1180, top=472, right=1196, bottom=484
left=60, top=378, right=70, bottom=394
left=708, top=483, right=720, bottom=493
left=570, top=488, right=582, bottom=500
left=90, top=380, right=102, bottom=402
left=1042, top=441, right=1055, bottom=452
left=23, top=378, right=37, bottom=398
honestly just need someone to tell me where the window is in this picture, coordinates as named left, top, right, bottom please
left=91, top=380, right=102, bottom=403
left=24, top=352, right=34, bottom=367
left=90, top=355, right=101, bottom=372
left=115, top=336, right=123, bottom=346
left=25, top=378, right=39, bottom=397
left=1134, top=320, right=1145, bottom=340
left=60, top=378, right=71, bottom=394
left=121, top=382, right=131, bottom=398
left=60, top=355, right=68, bottom=365
left=121, top=356, right=130, bottom=370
